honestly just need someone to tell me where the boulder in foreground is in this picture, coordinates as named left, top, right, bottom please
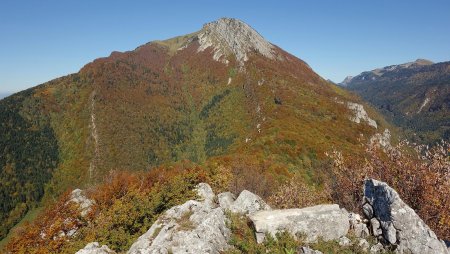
left=249, top=204, right=349, bottom=243
left=363, top=179, right=448, bottom=254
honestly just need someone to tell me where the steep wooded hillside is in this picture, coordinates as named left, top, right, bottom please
left=342, top=59, right=450, bottom=143
left=0, top=18, right=392, bottom=241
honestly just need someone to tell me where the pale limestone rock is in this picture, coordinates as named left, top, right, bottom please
left=127, top=199, right=230, bottom=254
left=229, top=190, right=271, bottom=214
left=197, top=18, right=279, bottom=67
left=75, top=242, right=115, bottom=254
left=68, top=189, right=94, bottom=217
left=347, top=102, right=377, bottom=128
left=359, top=238, right=370, bottom=252
left=339, top=236, right=351, bottom=247
left=217, top=192, right=236, bottom=211
left=349, top=212, right=369, bottom=238
left=196, top=182, right=215, bottom=206
left=297, top=246, right=323, bottom=254
left=370, top=217, right=382, bottom=237
left=370, top=129, right=392, bottom=149
left=363, top=203, right=374, bottom=218
left=127, top=184, right=271, bottom=254
left=249, top=204, right=349, bottom=243
left=370, top=243, right=385, bottom=253
left=363, top=179, right=449, bottom=254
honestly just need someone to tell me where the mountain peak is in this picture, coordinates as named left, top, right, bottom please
left=197, top=18, right=278, bottom=66
left=339, top=76, right=354, bottom=86
left=413, top=58, right=434, bottom=65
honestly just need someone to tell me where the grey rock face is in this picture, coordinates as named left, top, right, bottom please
left=297, top=246, right=323, bottom=254
left=338, top=236, right=351, bottom=247
left=370, top=243, right=385, bottom=253
left=349, top=212, right=369, bottom=238
left=347, top=102, right=378, bottom=128
left=229, top=190, right=271, bottom=214
left=217, top=192, right=236, bottom=211
left=68, top=189, right=94, bottom=217
left=370, top=218, right=382, bottom=237
left=127, top=194, right=230, bottom=253
left=128, top=184, right=270, bottom=254
left=363, top=203, right=374, bottom=218
left=197, top=18, right=279, bottom=66
left=363, top=179, right=449, bottom=254
left=249, top=204, right=349, bottom=243
left=358, top=238, right=370, bottom=252
left=196, top=182, right=215, bottom=205
left=369, top=129, right=392, bottom=150
left=75, top=242, right=115, bottom=254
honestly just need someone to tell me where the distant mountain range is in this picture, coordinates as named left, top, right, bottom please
left=341, top=59, right=450, bottom=143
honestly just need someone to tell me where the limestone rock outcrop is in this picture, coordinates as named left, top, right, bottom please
left=369, top=129, right=392, bottom=150
left=298, top=246, right=323, bottom=254
left=197, top=18, right=279, bottom=66
left=249, top=204, right=350, bottom=243
left=228, top=190, right=271, bottom=214
left=68, top=189, right=94, bottom=217
left=75, top=242, right=115, bottom=254
left=127, top=184, right=270, bottom=254
left=363, top=179, right=448, bottom=254
left=347, top=102, right=378, bottom=128
left=76, top=180, right=448, bottom=254
left=349, top=212, right=370, bottom=238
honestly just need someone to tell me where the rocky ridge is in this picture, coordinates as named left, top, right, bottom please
left=68, top=189, right=95, bottom=217
left=339, top=59, right=435, bottom=86
left=75, top=179, right=448, bottom=254
left=340, top=59, right=450, bottom=144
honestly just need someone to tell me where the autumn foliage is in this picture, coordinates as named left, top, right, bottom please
left=5, top=165, right=208, bottom=253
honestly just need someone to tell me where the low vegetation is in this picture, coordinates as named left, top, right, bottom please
left=225, top=212, right=372, bottom=254
left=3, top=138, right=447, bottom=253
left=5, top=164, right=208, bottom=253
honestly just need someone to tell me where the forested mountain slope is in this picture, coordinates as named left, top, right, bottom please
left=0, top=18, right=392, bottom=242
left=342, top=59, right=450, bottom=143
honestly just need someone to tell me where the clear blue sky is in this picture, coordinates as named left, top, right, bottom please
left=1, top=0, right=450, bottom=93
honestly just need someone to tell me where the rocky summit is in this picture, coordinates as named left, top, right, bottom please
left=197, top=18, right=279, bottom=66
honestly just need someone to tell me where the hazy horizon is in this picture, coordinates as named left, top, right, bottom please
left=1, top=0, right=450, bottom=93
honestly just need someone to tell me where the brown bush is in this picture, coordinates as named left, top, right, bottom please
left=268, top=174, right=331, bottom=209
